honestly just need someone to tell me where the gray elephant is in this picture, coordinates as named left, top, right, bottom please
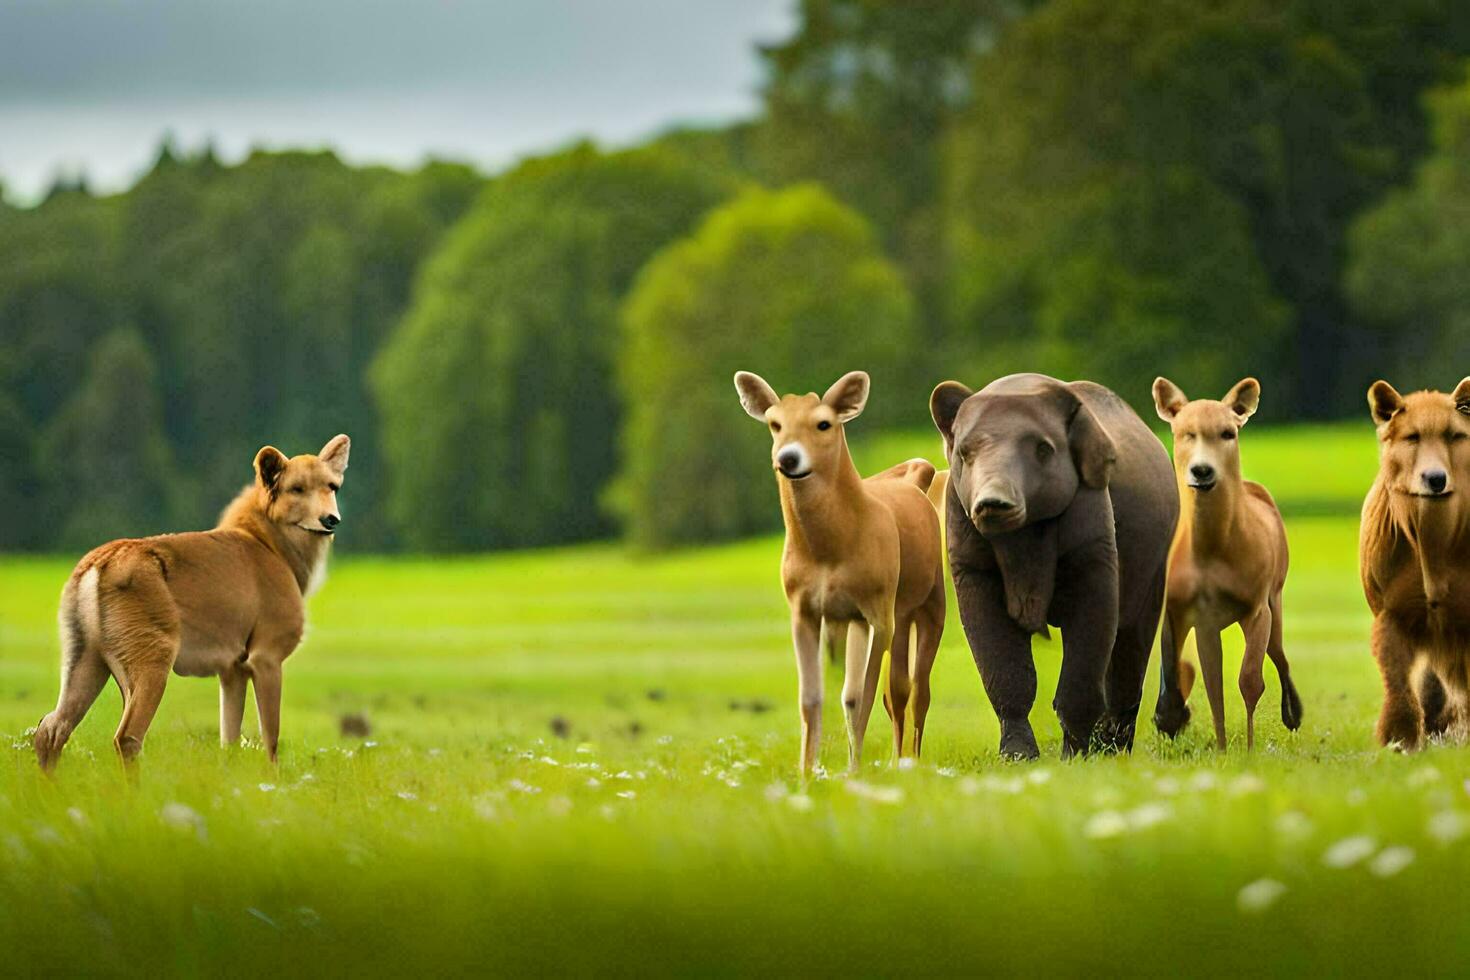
left=930, top=374, right=1178, bottom=758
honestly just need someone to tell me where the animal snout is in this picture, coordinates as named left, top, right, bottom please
left=971, top=490, right=1021, bottom=528
left=1188, top=462, right=1216, bottom=488
left=775, top=445, right=811, bottom=479
left=320, top=514, right=341, bottom=531
left=975, top=496, right=1015, bottom=516
left=1423, top=469, right=1449, bottom=495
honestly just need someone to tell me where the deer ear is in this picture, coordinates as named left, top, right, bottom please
left=1069, top=401, right=1117, bottom=490
left=929, top=381, right=973, bottom=455
left=1152, top=377, right=1188, bottom=423
left=1368, top=380, right=1404, bottom=426
left=734, top=371, right=779, bottom=422
left=319, top=434, right=350, bottom=476
left=1453, top=378, right=1470, bottom=417
left=255, top=446, right=288, bottom=491
left=822, top=371, right=870, bottom=422
left=1223, top=378, right=1260, bottom=424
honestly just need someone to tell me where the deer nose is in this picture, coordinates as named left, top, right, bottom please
left=1189, top=463, right=1215, bottom=483
left=776, top=446, right=809, bottom=477
left=1424, top=470, right=1448, bottom=495
left=321, top=513, right=341, bottom=530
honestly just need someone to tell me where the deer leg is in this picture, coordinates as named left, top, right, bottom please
left=1239, top=608, right=1270, bottom=751
left=1196, top=628, right=1228, bottom=751
left=791, top=611, right=823, bottom=776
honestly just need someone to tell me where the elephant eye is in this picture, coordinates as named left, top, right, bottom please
left=1036, top=441, right=1054, bottom=461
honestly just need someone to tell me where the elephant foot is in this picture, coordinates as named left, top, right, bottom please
left=998, top=718, right=1040, bottom=761
left=1092, top=715, right=1136, bottom=754
left=1153, top=699, right=1191, bottom=739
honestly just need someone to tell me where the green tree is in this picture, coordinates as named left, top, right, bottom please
left=759, top=0, right=1039, bottom=355
left=116, top=148, right=479, bottom=544
left=371, top=144, right=732, bottom=551
left=38, top=329, right=182, bottom=551
left=947, top=0, right=1470, bottom=416
left=615, top=184, right=916, bottom=550
left=1347, top=76, right=1470, bottom=385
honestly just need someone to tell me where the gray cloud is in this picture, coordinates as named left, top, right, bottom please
left=1, top=0, right=793, bottom=199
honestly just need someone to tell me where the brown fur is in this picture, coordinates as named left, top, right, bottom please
left=1360, top=378, right=1470, bottom=750
left=34, top=435, right=350, bottom=770
left=735, top=371, right=946, bottom=775
left=1152, top=378, right=1300, bottom=750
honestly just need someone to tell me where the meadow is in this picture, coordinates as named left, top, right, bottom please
left=3, top=423, right=1469, bottom=976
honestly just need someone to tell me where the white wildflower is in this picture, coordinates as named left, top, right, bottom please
left=1322, top=835, right=1376, bottom=868
left=846, top=781, right=904, bottom=805
left=1229, top=773, right=1266, bottom=796
left=1370, top=846, right=1415, bottom=877
left=1428, top=810, right=1468, bottom=845
left=1237, top=878, right=1287, bottom=913
left=1084, top=811, right=1128, bottom=839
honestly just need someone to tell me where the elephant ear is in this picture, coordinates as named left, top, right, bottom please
left=930, top=381, right=973, bottom=456
left=1068, top=398, right=1116, bottom=490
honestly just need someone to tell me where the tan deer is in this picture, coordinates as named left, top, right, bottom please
left=1152, top=378, right=1302, bottom=750
left=735, top=370, right=946, bottom=775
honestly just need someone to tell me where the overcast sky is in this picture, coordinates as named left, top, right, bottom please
left=0, top=0, right=795, bottom=202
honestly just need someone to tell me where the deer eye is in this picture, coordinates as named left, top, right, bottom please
left=817, top=420, right=832, bottom=431
left=1220, top=429, right=1236, bottom=441
left=770, top=421, right=781, bottom=433
left=1453, top=432, right=1468, bottom=442
left=1405, top=432, right=1421, bottom=443
left=328, top=483, right=340, bottom=493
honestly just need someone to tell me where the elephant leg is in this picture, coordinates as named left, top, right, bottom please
left=953, top=565, right=1037, bottom=760
left=1099, top=568, right=1165, bottom=752
left=1053, top=547, right=1118, bottom=758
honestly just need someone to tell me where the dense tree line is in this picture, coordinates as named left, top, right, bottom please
left=5, top=0, right=1470, bottom=551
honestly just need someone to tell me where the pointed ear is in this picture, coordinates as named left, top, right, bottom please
left=319, top=434, right=350, bottom=476
left=254, top=446, right=288, bottom=492
left=1069, top=401, right=1117, bottom=490
left=734, top=371, right=779, bottom=422
left=930, top=381, right=973, bottom=454
left=1223, top=377, right=1260, bottom=424
left=1368, top=381, right=1404, bottom=426
left=1453, top=378, right=1470, bottom=417
left=1152, top=377, right=1188, bottom=424
left=822, top=371, right=870, bottom=422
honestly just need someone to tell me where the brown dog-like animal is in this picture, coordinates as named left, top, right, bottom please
left=1153, top=378, right=1301, bottom=750
left=1361, top=379, right=1470, bottom=751
left=33, top=435, right=350, bottom=770
left=735, top=371, right=946, bottom=775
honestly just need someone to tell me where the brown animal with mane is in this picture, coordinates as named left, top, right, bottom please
left=1152, top=378, right=1301, bottom=750
left=1361, top=379, right=1470, bottom=751
left=735, top=371, right=946, bottom=775
left=33, top=435, right=350, bottom=770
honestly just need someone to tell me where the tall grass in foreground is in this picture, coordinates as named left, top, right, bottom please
left=0, top=424, right=1461, bottom=976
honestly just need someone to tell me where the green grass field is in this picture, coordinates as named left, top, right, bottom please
left=5, top=423, right=1469, bottom=976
